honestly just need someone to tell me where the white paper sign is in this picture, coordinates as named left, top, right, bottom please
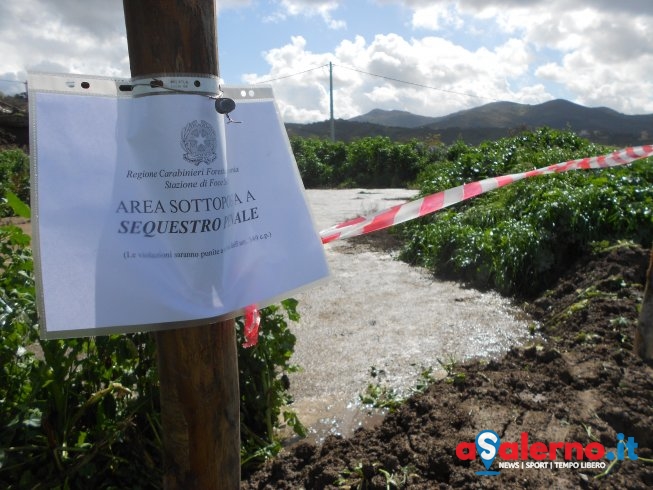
left=29, top=73, right=329, bottom=338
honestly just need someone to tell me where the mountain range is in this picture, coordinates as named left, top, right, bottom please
left=3, top=97, right=653, bottom=149
left=285, top=99, right=653, bottom=147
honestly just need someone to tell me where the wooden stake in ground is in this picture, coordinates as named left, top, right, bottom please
left=122, top=1, right=240, bottom=488
left=636, top=244, right=653, bottom=360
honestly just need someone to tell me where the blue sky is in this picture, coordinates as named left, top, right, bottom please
left=217, top=2, right=413, bottom=80
left=2, top=1, right=653, bottom=123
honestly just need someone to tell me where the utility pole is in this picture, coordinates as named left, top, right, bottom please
left=122, top=1, right=241, bottom=489
left=329, top=61, right=335, bottom=141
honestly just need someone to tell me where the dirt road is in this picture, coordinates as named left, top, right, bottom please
left=288, top=189, right=532, bottom=442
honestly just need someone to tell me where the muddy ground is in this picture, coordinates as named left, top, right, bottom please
left=242, top=240, right=653, bottom=489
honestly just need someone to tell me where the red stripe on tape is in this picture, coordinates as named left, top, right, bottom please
left=420, top=192, right=445, bottom=215
left=463, top=181, right=483, bottom=200
left=321, top=232, right=341, bottom=244
left=336, top=216, right=366, bottom=229
left=495, top=175, right=516, bottom=187
left=363, top=205, right=401, bottom=235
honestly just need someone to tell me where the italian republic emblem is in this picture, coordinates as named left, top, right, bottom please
left=181, top=120, right=217, bottom=165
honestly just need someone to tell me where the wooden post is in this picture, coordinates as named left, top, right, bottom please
left=122, top=1, right=241, bottom=488
left=636, top=245, right=653, bottom=359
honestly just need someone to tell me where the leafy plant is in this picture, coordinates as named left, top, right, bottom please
left=336, top=461, right=376, bottom=489
left=400, top=128, right=653, bottom=297
left=292, top=136, right=432, bottom=188
left=360, top=366, right=437, bottom=412
left=378, top=464, right=417, bottom=489
left=437, top=356, right=467, bottom=386
left=1, top=213, right=163, bottom=488
left=236, top=299, right=306, bottom=468
left=360, top=382, right=402, bottom=413
left=336, top=461, right=416, bottom=489
left=291, top=137, right=346, bottom=188
left=0, top=149, right=30, bottom=214
left=411, top=366, right=437, bottom=394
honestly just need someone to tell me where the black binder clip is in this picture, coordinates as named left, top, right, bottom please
left=214, top=96, right=240, bottom=123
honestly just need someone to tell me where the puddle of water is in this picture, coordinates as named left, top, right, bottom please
left=282, top=396, right=388, bottom=446
left=285, top=189, right=534, bottom=444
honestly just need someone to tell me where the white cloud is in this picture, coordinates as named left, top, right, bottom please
left=246, top=33, right=549, bottom=122
left=410, top=4, right=463, bottom=30
left=381, top=0, right=653, bottom=116
left=503, top=4, right=653, bottom=113
left=536, top=49, right=653, bottom=114
left=266, top=0, right=346, bottom=29
left=0, top=0, right=253, bottom=86
left=217, top=0, right=254, bottom=12
left=0, top=0, right=128, bottom=83
left=243, top=36, right=333, bottom=120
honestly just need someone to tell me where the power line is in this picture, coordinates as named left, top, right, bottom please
left=2, top=64, right=501, bottom=102
left=249, top=62, right=501, bottom=103
left=333, top=63, right=500, bottom=102
left=253, top=64, right=328, bottom=85
left=0, top=79, right=27, bottom=96
left=0, top=79, right=26, bottom=85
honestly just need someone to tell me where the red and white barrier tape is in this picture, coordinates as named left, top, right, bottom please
left=243, top=144, right=653, bottom=346
left=319, top=145, right=653, bottom=244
